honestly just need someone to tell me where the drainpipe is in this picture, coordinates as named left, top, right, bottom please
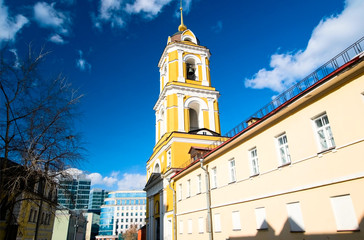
left=168, top=179, right=177, bottom=240
left=200, top=158, right=213, bottom=240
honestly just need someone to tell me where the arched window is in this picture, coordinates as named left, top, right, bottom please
left=154, top=163, right=160, bottom=173
left=189, top=108, right=199, bottom=131
left=186, top=58, right=197, bottom=80
left=189, top=102, right=200, bottom=131
left=160, top=109, right=166, bottom=137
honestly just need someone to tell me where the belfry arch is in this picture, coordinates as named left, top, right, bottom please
left=184, top=97, right=208, bottom=131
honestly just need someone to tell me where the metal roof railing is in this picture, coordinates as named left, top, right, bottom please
left=208, top=36, right=364, bottom=150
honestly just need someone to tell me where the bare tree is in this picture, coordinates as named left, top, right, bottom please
left=123, top=224, right=138, bottom=240
left=0, top=45, right=84, bottom=239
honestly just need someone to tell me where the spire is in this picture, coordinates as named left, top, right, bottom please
left=178, top=0, right=187, bottom=32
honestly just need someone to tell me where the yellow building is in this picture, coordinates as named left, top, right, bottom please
left=171, top=37, right=364, bottom=240
left=143, top=7, right=225, bottom=240
left=0, top=159, right=56, bottom=240
left=145, top=3, right=364, bottom=240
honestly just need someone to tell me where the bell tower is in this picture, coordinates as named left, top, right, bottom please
left=154, top=11, right=221, bottom=143
left=144, top=4, right=223, bottom=240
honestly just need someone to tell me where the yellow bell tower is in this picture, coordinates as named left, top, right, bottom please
left=144, top=4, right=223, bottom=240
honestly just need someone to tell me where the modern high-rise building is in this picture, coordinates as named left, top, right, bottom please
left=88, top=188, right=109, bottom=213
left=58, top=177, right=91, bottom=210
left=96, top=190, right=146, bottom=240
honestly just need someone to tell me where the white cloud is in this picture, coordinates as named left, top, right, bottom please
left=33, top=2, right=70, bottom=35
left=211, top=20, right=222, bottom=33
left=49, top=33, right=66, bottom=44
left=125, top=0, right=173, bottom=17
left=95, top=0, right=124, bottom=28
left=117, top=173, right=146, bottom=190
left=244, top=0, right=364, bottom=92
left=0, top=0, right=29, bottom=43
left=9, top=48, right=20, bottom=68
left=76, top=50, right=91, bottom=72
left=64, top=168, right=145, bottom=190
left=95, top=0, right=177, bottom=29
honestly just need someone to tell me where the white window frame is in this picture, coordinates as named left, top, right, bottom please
left=186, top=179, right=191, bottom=198
left=286, top=202, right=305, bottom=232
left=228, top=159, right=236, bottom=183
left=249, top=148, right=259, bottom=176
left=255, top=207, right=268, bottom=230
left=198, top=217, right=204, bottom=233
left=312, top=113, right=335, bottom=151
left=232, top=211, right=241, bottom=231
left=187, top=219, right=192, bottom=234
left=276, top=133, right=291, bottom=166
left=197, top=174, right=202, bottom=194
left=179, top=220, right=183, bottom=234
left=214, top=213, right=221, bottom=232
left=211, top=167, right=217, bottom=189
left=330, top=194, right=359, bottom=231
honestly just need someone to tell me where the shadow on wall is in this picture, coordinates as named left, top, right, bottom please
left=228, top=217, right=364, bottom=240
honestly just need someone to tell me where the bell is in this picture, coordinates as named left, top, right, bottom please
left=188, top=67, right=194, bottom=73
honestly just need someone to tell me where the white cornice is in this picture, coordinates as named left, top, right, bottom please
left=154, top=84, right=220, bottom=111
left=158, top=42, right=211, bottom=68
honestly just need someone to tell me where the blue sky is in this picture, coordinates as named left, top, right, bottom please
left=2, top=0, right=364, bottom=191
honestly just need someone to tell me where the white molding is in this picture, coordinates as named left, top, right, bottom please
left=149, top=137, right=218, bottom=166
left=158, top=43, right=211, bottom=68
left=184, top=96, right=208, bottom=110
left=154, top=84, right=219, bottom=110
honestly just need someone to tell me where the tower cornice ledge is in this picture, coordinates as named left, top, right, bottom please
left=153, top=84, right=220, bottom=110
left=158, top=42, right=211, bottom=67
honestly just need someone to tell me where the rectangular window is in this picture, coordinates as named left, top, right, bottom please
left=232, top=211, right=241, bottom=230
left=187, top=219, right=192, bottom=234
left=313, top=114, right=335, bottom=151
left=167, top=149, right=172, bottom=167
left=255, top=207, right=268, bottom=230
left=249, top=148, right=259, bottom=176
left=228, top=159, right=236, bottom=183
left=178, top=184, right=182, bottom=201
left=330, top=195, right=359, bottom=231
left=198, top=217, right=204, bottom=233
left=276, top=133, right=291, bottom=165
left=286, top=202, right=305, bottom=232
left=187, top=179, right=191, bottom=198
left=179, top=220, right=183, bottom=234
left=214, top=213, right=221, bottom=232
left=211, top=167, right=217, bottom=189
left=197, top=174, right=202, bottom=194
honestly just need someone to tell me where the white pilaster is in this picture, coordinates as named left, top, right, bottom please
left=155, top=112, right=159, bottom=144
left=208, top=97, right=216, bottom=132
left=165, top=55, right=169, bottom=87
left=177, top=93, right=185, bottom=132
left=201, top=54, right=208, bottom=86
left=177, top=50, right=185, bottom=82
left=159, top=68, right=163, bottom=93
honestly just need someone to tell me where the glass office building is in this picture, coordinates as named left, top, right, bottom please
left=89, top=188, right=109, bottom=213
left=97, top=190, right=146, bottom=240
left=58, top=177, right=91, bottom=210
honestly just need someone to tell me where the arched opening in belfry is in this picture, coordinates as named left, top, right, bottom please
left=186, top=58, right=197, bottom=80
left=189, top=102, right=200, bottom=131
left=154, top=163, right=160, bottom=173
